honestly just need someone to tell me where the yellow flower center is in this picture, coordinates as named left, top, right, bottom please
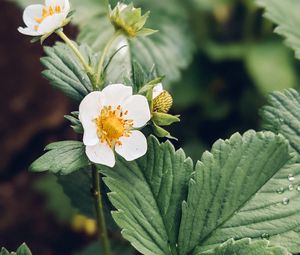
left=34, top=5, right=62, bottom=31
left=95, top=105, right=133, bottom=148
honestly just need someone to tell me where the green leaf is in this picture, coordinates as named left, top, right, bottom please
left=1, top=244, right=32, bottom=255
left=100, top=136, right=193, bottom=255
left=57, top=169, right=118, bottom=230
left=178, top=130, right=299, bottom=254
left=57, top=169, right=94, bottom=218
left=33, top=174, right=77, bottom=223
left=15, top=244, right=32, bottom=255
left=256, top=0, right=300, bottom=60
left=268, top=228, right=300, bottom=254
left=192, top=0, right=233, bottom=11
left=203, top=42, right=247, bottom=61
left=260, top=89, right=300, bottom=157
left=245, top=41, right=297, bottom=94
left=41, top=42, right=94, bottom=102
left=30, top=141, right=89, bottom=174
left=194, top=238, right=291, bottom=255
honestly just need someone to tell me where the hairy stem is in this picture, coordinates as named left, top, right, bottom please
left=56, top=30, right=94, bottom=75
left=95, top=30, right=122, bottom=88
left=92, top=165, right=112, bottom=255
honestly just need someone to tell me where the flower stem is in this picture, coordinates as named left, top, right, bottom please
left=56, top=30, right=94, bottom=75
left=95, top=30, right=121, bottom=88
left=92, top=165, right=112, bottom=255
left=104, top=0, right=110, bottom=14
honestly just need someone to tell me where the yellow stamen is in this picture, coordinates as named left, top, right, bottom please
left=55, top=5, right=61, bottom=13
left=34, top=5, right=62, bottom=29
left=95, top=106, right=133, bottom=148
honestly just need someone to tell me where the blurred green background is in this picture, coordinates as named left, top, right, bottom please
left=1, top=0, right=299, bottom=254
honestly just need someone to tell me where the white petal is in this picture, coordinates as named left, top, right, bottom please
left=46, top=0, right=70, bottom=13
left=18, top=27, right=42, bottom=36
left=122, top=95, right=151, bottom=128
left=79, top=91, right=104, bottom=127
left=115, top=131, right=147, bottom=161
left=86, top=142, right=115, bottom=167
left=82, top=121, right=98, bottom=146
left=152, top=83, right=163, bottom=99
left=37, top=13, right=65, bottom=34
left=63, top=0, right=71, bottom=13
left=45, top=0, right=63, bottom=7
left=102, top=84, right=132, bottom=108
left=23, top=4, right=44, bottom=28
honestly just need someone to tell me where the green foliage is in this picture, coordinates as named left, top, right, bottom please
left=192, top=0, right=233, bottom=11
left=98, top=131, right=300, bottom=255
left=57, top=169, right=118, bottom=230
left=33, top=174, right=77, bottom=223
left=245, top=41, right=297, bottom=94
left=261, top=89, right=300, bottom=157
left=65, top=111, right=83, bottom=134
left=257, top=0, right=300, bottom=60
left=14, top=0, right=194, bottom=86
left=101, top=136, right=193, bottom=255
left=30, top=141, right=89, bottom=174
left=76, top=0, right=194, bottom=85
left=178, top=130, right=298, bottom=254
left=41, top=42, right=94, bottom=102
left=57, top=169, right=95, bottom=218
left=0, top=244, right=32, bottom=255
left=194, top=238, right=290, bottom=255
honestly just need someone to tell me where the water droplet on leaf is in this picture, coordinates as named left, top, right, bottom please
left=276, top=187, right=284, bottom=194
left=288, top=174, right=295, bottom=182
left=261, top=233, right=270, bottom=239
left=282, top=198, right=289, bottom=205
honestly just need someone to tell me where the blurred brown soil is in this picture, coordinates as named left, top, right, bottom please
left=0, top=1, right=91, bottom=254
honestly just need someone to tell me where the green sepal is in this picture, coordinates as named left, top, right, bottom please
left=152, top=122, right=178, bottom=140
left=64, top=111, right=83, bottom=134
left=66, top=10, right=76, bottom=19
left=110, top=3, right=155, bottom=38
left=30, top=141, right=89, bottom=175
left=136, top=28, right=159, bottom=37
left=152, top=112, right=180, bottom=126
left=138, top=76, right=164, bottom=95
left=30, top=36, right=41, bottom=44
left=40, top=32, right=52, bottom=44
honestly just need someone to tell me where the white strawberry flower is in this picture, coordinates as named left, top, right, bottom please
left=18, top=0, right=70, bottom=36
left=79, top=84, right=151, bottom=167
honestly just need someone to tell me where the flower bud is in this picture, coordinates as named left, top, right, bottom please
left=109, top=3, right=157, bottom=38
left=153, top=90, right=173, bottom=113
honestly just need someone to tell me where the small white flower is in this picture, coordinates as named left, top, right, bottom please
left=18, top=0, right=70, bottom=36
left=79, top=84, right=151, bottom=167
left=152, top=83, right=164, bottom=99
